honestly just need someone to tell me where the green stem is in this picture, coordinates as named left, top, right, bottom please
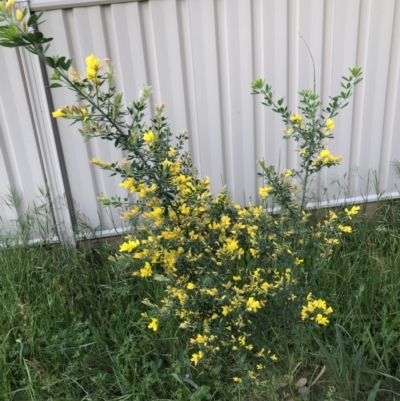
left=300, top=157, right=311, bottom=214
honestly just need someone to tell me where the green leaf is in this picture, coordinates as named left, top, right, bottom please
left=38, top=37, right=53, bottom=45
left=0, top=42, right=19, bottom=48
left=28, top=11, right=44, bottom=27
left=26, top=33, right=38, bottom=43
left=27, top=13, right=39, bottom=27
left=27, top=15, right=38, bottom=27
left=55, top=56, right=66, bottom=68
left=45, top=56, right=56, bottom=68
left=171, top=373, right=182, bottom=384
left=48, top=83, right=63, bottom=89
left=63, top=58, right=73, bottom=71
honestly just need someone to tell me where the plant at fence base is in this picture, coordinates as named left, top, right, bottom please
left=0, top=3, right=362, bottom=384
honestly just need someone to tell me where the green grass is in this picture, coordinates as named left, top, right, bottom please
left=1, top=202, right=400, bottom=400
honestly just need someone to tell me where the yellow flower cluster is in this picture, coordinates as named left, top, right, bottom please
left=325, top=118, right=335, bottom=132
left=148, top=317, right=158, bottom=331
left=121, top=207, right=140, bottom=219
left=290, top=113, right=304, bottom=127
left=52, top=104, right=89, bottom=121
left=301, top=293, right=333, bottom=325
left=119, top=239, right=140, bottom=253
left=86, top=54, right=101, bottom=83
left=345, top=205, right=360, bottom=219
left=140, top=262, right=152, bottom=277
left=258, top=186, right=273, bottom=199
left=114, top=152, right=315, bottom=371
left=311, top=149, right=343, bottom=167
left=282, top=128, right=293, bottom=136
left=143, top=130, right=155, bottom=143
left=338, top=225, right=352, bottom=233
left=190, top=350, right=204, bottom=366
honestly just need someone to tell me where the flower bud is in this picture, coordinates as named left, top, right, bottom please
left=16, top=9, right=23, bottom=21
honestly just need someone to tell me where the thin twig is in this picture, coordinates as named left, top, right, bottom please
left=298, top=32, right=316, bottom=93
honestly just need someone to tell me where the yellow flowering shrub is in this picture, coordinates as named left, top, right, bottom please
left=0, top=3, right=363, bottom=384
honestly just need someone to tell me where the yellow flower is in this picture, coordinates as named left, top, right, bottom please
left=325, top=118, right=335, bottom=131
left=80, top=107, right=90, bottom=122
left=233, top=377, right=242, bottom=383
left=143, top=130, right=155, bottom=143
left=195, top=334, right=206, bottom=344
left=52, top=108, right=66, bottom=118
left=338, top=225, right=352, bottom=233
left=86, top=54, right=101, bottom=69
left=86, top=54, right=101, bottom=82
left=119, top=178, right=137, bottom=193
left=270, top=354, right=278, bottom=361
left=329, top=211, right=338, bottom=220
left=119, top=239, right=140, bottom=253
left=256, top=348, right=265, bottom=357
left=345, top=205, right=360, bottom=219
left=259, top=186, right=273, bottom=199
left=206, top=287, right=218, bottom=297
left=16, top=9, right=23, bottom=21
left=312, top=149, right=343, bottom=166
left=325, top=238, right=340, bottom=245
left=320, top=149, right=331, bottom=158
left=222, top=305, right=232, bottom=316
left=315, top=313, right=329, bottom=326
left=246, top=297, right=261, bottom=312
left=140, top=262, right=153, bottom=278
left=121, top=207, right=140, bottom=219
left=290, top=113, right=304, bottom=127
left=180, top=203, right=190, bottom=215
left=224, top=238, right=239, bottom=253
left=148, top=317, right=158, bottom=331
left=232, top=275, right=241, bottom=281
left=250, top=248, right=259, bottom=258
left=294, top=258, right=304, bottom=266
left=190, top=351, right=204, bottom=366
left=187, top=282, right=196, bottom=290
left=69, top=67, right=81, bottom=81
left=248, top=370, right=257, bottom=380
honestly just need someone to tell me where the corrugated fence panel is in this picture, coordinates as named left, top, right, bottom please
left=19, top=0, right=400, bottom=236
left=0, top=47, right=54, bottom=237
left=39, top=7, right=128, bottom=233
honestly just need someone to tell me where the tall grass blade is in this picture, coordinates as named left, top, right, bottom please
left=367, top=380, right=381, bottom=401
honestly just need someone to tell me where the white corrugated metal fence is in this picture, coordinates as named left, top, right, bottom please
left=1, top=0, right=400, bottom=242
